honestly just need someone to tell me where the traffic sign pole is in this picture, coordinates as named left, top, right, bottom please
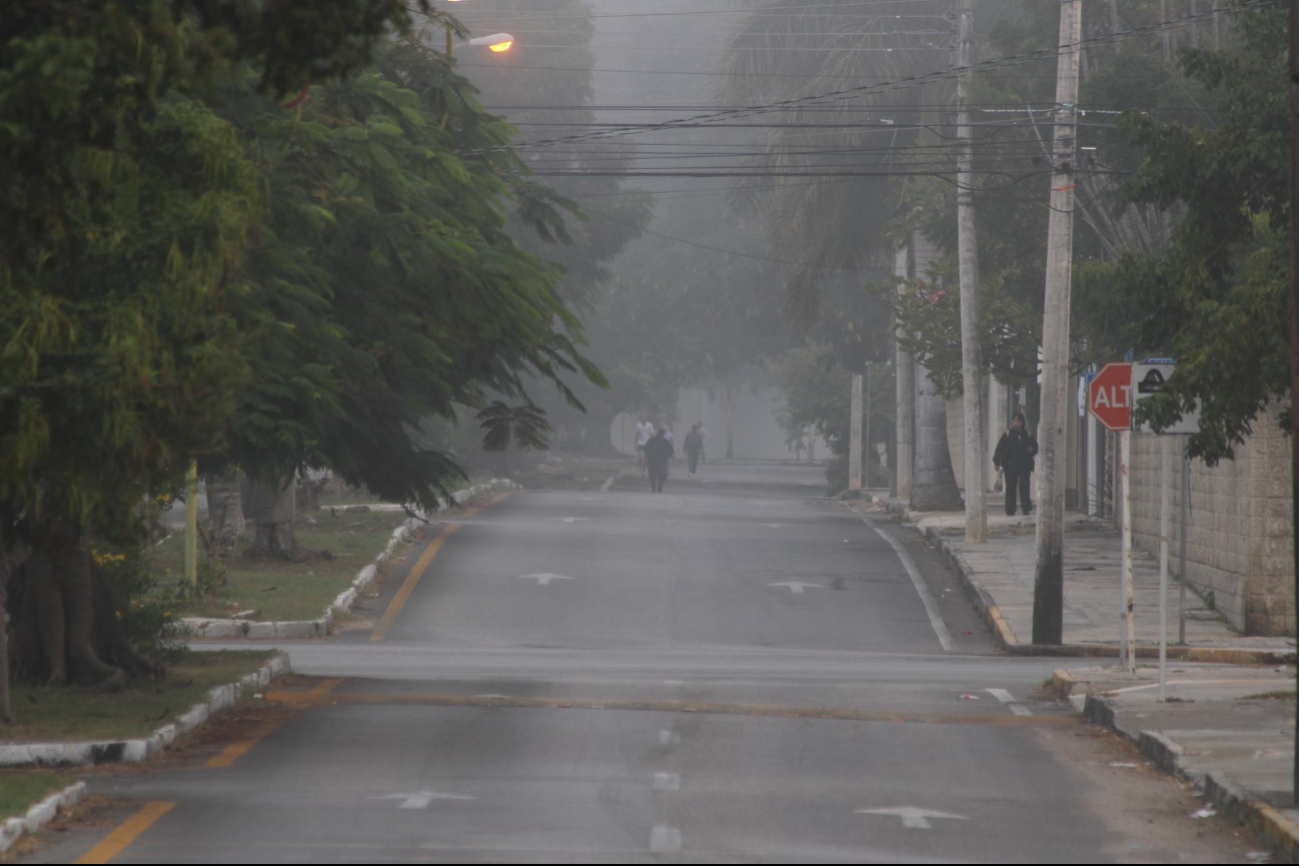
left=1122, top=429, right=1135, bottom=674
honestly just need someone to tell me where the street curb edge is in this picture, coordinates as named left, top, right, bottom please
left=0, top=653, right=289, bottom=770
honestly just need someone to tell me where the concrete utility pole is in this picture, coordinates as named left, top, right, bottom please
left=1285, top=0, right=1299, bottom=802
left=1031, top=0, right=1082, bottom=645
left=955, top=4, right=986, bottom=543
left=895, top=244, right=915, bottom=500
left=849, top=372, right=863, bottom=491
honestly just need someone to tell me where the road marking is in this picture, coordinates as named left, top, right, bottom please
left=370, top=791, right=476, bottom=809
left=761, top=523, right=786, bottom=528
left=663, top=679, right=684, bottom=687
left=207, top=678, right=343, bottom=767
left=75, top=801, right=175, bottom=864
left=370, top=493, right=512, bottom=642
left=985, top=688, right=1032, bottom=716
left=650, top=825, right=682, bottom=853
left=866, top=524, right=954, bottom=651
left=556, top=517, right=591, bottom=524
left=855, top=806, right=969, bottom=830
left=301, top=692, right=1069, bottom=726
left=520, top=573, right=575, bottom=586
left=768, top=581, right=822, bottom=594
left=653, top=772, right=681, bottom=791
left=659, top=730, right=681, bottom=746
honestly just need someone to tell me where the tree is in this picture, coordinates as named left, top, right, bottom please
left=1079, top=5, right=1288, bottom=463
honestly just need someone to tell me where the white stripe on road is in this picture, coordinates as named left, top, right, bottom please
left=868, top=525, right=954, bottom=651
left=653, top=772, right=681, bottom=791
left=985, top=687, right=1032, bottom=716
left=659, top=730, right=681, bottom=746
left=650, top=825, right=682, bottom=853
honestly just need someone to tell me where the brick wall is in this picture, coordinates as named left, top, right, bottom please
left=1128, top=405, right=1294, bottom=636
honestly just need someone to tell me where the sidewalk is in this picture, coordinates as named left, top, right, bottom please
left=853, top=495, right=1296, bottom=664
left=1056, top=663, right=1299, bottom=861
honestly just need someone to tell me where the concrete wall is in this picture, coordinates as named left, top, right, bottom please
left=1128, top=404, right=1295, bottom=636
left=611, top=385, right=827, bottom=461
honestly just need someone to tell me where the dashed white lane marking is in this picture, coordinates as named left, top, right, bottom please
left=985, top=688, right=1032, bottom=716
left=659, top=730, right=681, bottom=746
left=867, top=524, right=954, bottom=651
left=653, top=772, right=681, bottom=791
left=650, top=825, right=682, bottom=853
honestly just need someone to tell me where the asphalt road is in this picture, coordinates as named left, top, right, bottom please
left=40, top=463, right=1256, bottom=863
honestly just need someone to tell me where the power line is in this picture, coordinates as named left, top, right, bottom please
left=468, top=1, right=1275, bottom=155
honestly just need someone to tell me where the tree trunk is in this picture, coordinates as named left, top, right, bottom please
left=0, top=540, right=28, bottom=724
left=205, top=471, right=245, bottom=546
left=911, top=364, right=964, bottom=511
left=243, top=477, right=300, bottom=560
left=8, top=524, right=161, bottom=689
left=577, top=413, right=623, bottom=458
left=895, top=244, right=915, bottom=500
left=723, top=383, right=739, bottom=460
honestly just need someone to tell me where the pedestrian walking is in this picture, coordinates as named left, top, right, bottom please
left=635, top=418, right=653, bottom=474
left=684, top=424, right=704, bottom=476
left=993, top=412, right=1039, bottom=516
left=644, top=426, right=674, bottom=493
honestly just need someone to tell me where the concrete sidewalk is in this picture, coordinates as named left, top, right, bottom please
left=852, top=495, right=1295, bottom=664
left=1057, top=663, right=1299, bottom=861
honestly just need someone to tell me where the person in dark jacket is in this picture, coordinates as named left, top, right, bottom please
left=684, top=424, right=704, bottom=476
left=644, top=427, right=675, bottom=493
left=993, top=412, right=1039, bottom=516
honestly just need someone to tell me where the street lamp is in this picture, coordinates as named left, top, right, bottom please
left=443, top=0, right=514, bottom=57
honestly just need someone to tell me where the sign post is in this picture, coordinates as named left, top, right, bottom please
left=1129, top=361, right=1200, bottom=695
left=1088, top=363, right=1131, bottom=666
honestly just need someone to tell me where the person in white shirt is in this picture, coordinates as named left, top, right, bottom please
left=635, top=419, right=653, bottom=473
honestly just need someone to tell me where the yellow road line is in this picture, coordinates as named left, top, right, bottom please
left=207, top=678, right=344, bottom=767
left=369, top=491, right=513, bottom=642
left=280, top=692, right=1067, bottom=726
left=75, top=801, right=175, bottom=864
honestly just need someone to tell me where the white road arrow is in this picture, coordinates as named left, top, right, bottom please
left=854, top=806, right=969, bottom=830
left=520, top=573, right=575, bottom=586
left=370, top=791, right=476, bottom=810
left=768, top=581, right=822, bottom=594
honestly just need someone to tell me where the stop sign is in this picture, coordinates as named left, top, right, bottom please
left=1088, top=362, right=1132, bottom=431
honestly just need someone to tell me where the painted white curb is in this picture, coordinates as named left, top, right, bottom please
left=0, top=655, right=289, bottom=770
left=181, top=478, right=520, bottom=639
left=0, top=781, right=86, bottom=852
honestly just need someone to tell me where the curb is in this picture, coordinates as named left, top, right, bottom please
left=1083, top=693, right=1299, bottom=863
left=0, top=654, right=289, bottom=769
left=874, top=498, right=1296, bottom=666
left=0, top=781, right=86, bottom=853
left=182, top=478, right=521, bottom=639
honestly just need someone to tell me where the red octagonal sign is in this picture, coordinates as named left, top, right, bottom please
left=1088, top=362, right=1132, bottom=431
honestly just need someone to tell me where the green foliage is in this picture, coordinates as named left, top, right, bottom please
left=92, top=544, right=186, bottom=662
left=1080, top=5, right=1288, bottom=462
left=0, top=0, right=428, bottom=541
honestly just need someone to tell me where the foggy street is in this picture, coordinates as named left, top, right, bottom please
left=43, top=464, right=1252, bottom=863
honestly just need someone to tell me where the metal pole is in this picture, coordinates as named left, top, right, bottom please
left=1117, top=429, right=1125, bottom=668
left=1122, top=430, right=1135, bottom=674
left=1285, top=0, right=1299, bottom=800
left=1159, top=435, right=1169, bottom=700
left=956, top=3, right=986, bottom=544
left=184, top=459, right=198, bottom=591
left=1031, top=0, right=1083, bottom=645
left=849, top=372, right=863, bottom=491
left=865, top=364, right=872, bottom=486
left=1179, top=435, right=1189, bottom=644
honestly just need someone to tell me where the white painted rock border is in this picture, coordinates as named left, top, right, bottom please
left=0, top=781, right=86, bottom=853
left=181, top=478, right=521, bottom=639
left=0, top=654, right=289, bottom=770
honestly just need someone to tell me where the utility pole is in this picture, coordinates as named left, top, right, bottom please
left=849, top=372, right=863, bottom=491
left=955, top=4, right=985, bottom=543
left=1285, top=0, right=1299, bottom=803
left=895, top=244, right=915, bottom=500
left=1031, top=0, right=1082, bottom=645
